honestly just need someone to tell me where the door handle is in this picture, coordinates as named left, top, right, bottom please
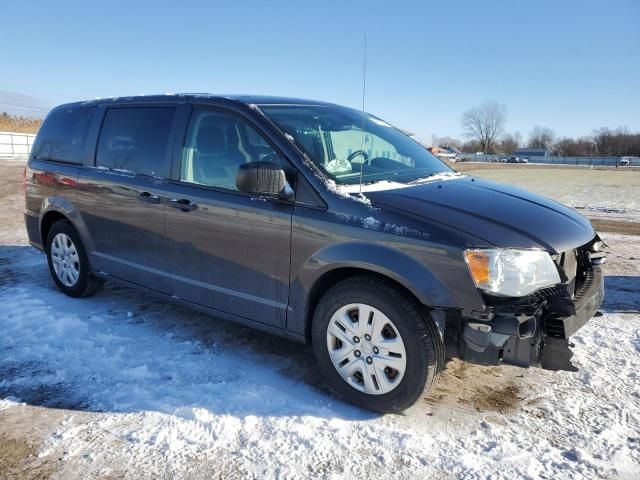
left=170, top=198, right=198, bottom=212
left=139, top=191, right=161, bottom=204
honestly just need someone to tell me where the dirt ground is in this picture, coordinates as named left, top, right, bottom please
left=0, top=160, right=638, bottom=478
left=0, top=160, right=26, bottom=246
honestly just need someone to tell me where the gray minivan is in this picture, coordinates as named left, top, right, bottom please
left=24, top=94, right=604, bottom=412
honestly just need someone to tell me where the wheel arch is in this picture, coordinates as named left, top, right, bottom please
left=303, top=267, right=429, bottom=343
left=40, top=210, right=69, bottom=248
left=290, top=242, right=457, bottom=344
left=39, top=199, right=93, bottom=253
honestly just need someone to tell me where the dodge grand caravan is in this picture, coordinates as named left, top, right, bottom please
left=24, top=95, right=605, bottom=413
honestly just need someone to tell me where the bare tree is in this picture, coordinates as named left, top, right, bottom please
left=433, top=135, right=462, bottom=149
left=452, top=123, right=640, bottom=157
left=593, top=127, right=612, bottom=155
left=460, top=139, right=483, bottom=153
left=610, top=126, right=632, bottom=156
left=461, top=101, right=507, bottom=153
left=514, top=131, right=522, bottom=148
left=499, top=132, right=521, bottom=154
left=527, top=126, right=555, bottom=149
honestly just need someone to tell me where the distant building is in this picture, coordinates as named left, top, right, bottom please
left=515, top=148, right=548, bottom=157
left=428, top=145, right=458, bottom=159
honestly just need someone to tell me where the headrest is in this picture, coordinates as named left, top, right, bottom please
left=196, top=126, right=226, bottom=155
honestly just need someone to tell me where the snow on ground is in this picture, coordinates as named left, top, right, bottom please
left=0, top=232, right=639, bottom=479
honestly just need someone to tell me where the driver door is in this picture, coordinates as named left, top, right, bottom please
left=164, top=107, right=294, bottom=328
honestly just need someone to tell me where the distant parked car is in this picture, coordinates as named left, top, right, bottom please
left=500, top=158, right=508, bottom=163
left=507, top=157, right=519, bottom=163
left=520, top=158, right=529, bottom=163
left=619, top=157, right=636, bottom=166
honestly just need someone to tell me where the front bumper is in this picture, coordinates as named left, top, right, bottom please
left=459, top=265, right=604, bottom=372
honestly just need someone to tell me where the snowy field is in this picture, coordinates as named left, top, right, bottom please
left=1, top=162, right=639, bottom=479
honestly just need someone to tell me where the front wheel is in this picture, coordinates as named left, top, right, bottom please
left=312, top=275, right=444, bottom=413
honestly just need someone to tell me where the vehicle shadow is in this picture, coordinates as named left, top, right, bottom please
left=603, top=275, right=640, bottom=314
left=0, top=245, right=375, bottom=421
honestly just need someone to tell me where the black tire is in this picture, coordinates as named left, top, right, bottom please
left=45, top=219, right=104, bottom=298
left=311, top=275, right=444, bottom=413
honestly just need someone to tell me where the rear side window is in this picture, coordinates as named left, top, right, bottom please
left=96, top=107, right=175, bottom=177
left=31, top=107, right=95, bottom=164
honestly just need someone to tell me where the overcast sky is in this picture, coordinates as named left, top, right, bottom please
left=2, top=0, right=638, bottom=143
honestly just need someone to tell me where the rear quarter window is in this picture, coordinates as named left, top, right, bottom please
left=96, top=107, right=175, bottom=177
left=31, top=107, right=96, bottom=164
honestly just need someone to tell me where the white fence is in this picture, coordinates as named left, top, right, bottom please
left=459, top=153, right=638, bottom=167
left=0, top=131, right=36, bottom=159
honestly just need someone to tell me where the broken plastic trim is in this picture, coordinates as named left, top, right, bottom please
left=458, top=263, right=603, bottom=372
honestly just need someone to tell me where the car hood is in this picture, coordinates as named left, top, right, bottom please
left=366, top=176, right=595, bottom=253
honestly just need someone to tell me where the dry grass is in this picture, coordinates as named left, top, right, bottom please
left=0, top=114, right=41, bottom=134
left=457, top=164, right=640, bottom=225
left=591, top=219, right=640, bottom=236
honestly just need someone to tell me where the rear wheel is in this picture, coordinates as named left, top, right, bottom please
left=312, top=275, right=443, bottom=413
left=46, top=220, right=104, bottom=297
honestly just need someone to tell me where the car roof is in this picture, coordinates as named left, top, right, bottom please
left=53, top=93, right=341, bottom=110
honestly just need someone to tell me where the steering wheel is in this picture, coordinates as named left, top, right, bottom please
left=347, top=150, right=369, bottom=163
left=259, top=153, right=280, bottom=165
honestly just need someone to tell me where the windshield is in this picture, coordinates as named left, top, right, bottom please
left=260, top=104, right=453, bottom=185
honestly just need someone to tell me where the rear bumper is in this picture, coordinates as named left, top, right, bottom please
left=458, top=266, right=604, bottom=372
left=24, top=211, right=44, bottom=251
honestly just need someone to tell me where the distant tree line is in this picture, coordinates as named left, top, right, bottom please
left=0, top=112, right=42, bottom=134
left=435, top=101, right=640, bottom=157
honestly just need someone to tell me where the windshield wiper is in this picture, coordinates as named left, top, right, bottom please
left=407, top=171, right=462, bottom=184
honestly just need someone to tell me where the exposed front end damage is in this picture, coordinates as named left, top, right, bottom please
left=454, top=238, right=605, bottom=372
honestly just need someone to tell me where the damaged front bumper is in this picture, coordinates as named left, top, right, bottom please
left=459, top=264, right=604, bottom=372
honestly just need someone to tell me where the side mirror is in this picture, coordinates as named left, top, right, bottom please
left=236, top=161, right=291, bottom=199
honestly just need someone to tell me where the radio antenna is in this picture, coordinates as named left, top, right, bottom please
left=358, top=29, right=367, bottom=195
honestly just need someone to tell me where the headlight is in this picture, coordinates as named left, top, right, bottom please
left=463, top=249, right=561, bottom=297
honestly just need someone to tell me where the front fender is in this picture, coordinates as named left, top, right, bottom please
left=287, top=241, right=476, bottom=338
left=308, top=241, right=456, bottom=306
